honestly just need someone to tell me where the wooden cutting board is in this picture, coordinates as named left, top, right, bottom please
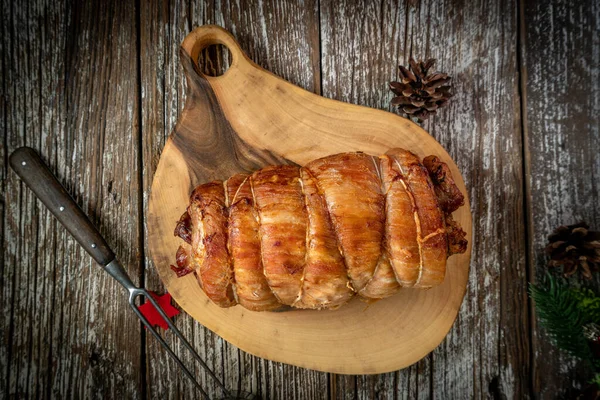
left=147, top=25, right=472, bottom=375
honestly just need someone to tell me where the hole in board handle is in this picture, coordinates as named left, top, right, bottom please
left=197, top=43, right=233, bottom=77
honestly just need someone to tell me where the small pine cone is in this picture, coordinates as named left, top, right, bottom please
left=390, top=58, right=453, bottom=121
left=545, top=222, right=600, bottom=280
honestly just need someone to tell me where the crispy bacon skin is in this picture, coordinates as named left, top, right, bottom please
left=294, top=168, right=354, bottom=309
left=446, top=214, right=468, bottom=256
left=188, top=182, right=236, bottom=307
left=174, top=211, right=192, bottom=244
left=170, top=244, right=193, bottom=278
left=359, top=254, right=401, bottom=299
left=379, top=155, right=421, bottom=288
left=423, top=155, right=468, bottom=256
left=305, top=153, right=385, bottom=293
left=174, top=149, right=467, bottom=311
left=226, top=174, right=280, bottom=311
left=358, top=156, right=401, bottom=299
left=386, top=149, right=448, bottom=289
left=252, top=166, right=307, bottom=305
left=423, top=155, right=465, bottom=213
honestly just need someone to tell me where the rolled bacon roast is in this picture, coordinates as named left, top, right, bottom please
left=172, top=149, right=467, bottom=311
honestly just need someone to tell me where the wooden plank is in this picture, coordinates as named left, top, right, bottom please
left=320, top=0, right=408, bottom=109
left=0, top=0, right=10, bottom=396
left=522, top=0, right=600, bottom=397
left=140, top=1, right=326, bottom=398
left=2, top=1, right=64, bottom=397
left=2, top=0, right=143, bottom=398
left=320, top=0, right=530, bottom=398
left=408, top=0, right=530, bottom=397
left=408, top=0, right=530, bottom=398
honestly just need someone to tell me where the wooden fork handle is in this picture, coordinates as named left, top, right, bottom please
left=9, top=147, right=115, bottom=266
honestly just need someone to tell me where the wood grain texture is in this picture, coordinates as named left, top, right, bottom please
left=522, top=0, right=600, bottom=397
left=320, top=0, right=528, bottom=397
left=411, top=0, right=530, bottom=398
left=1, top=0, right=142, bottom=398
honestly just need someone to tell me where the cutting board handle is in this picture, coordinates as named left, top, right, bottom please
left=181, top=25, right=249, bottom=79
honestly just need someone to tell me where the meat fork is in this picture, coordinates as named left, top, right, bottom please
left=9, top=147, right=253, bottom=400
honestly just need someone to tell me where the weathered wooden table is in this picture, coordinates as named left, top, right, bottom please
left=2, top=0, right=598, bottom=398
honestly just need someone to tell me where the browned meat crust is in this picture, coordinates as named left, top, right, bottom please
left=379, top=155, right=421, bottom=287
left=174, top=149, right=468, bottom=311
left=423, top=155, right=465, bottom=214
left=386, top=149, right=448, bottom=289
left=294, top=168, right=354, bottom=308
left=423, top=155, right=468, bottom=256
left=251, top=166, right=307, bottom=305
left=226, top=174, right=280, bottom=311
left=305, top=153, right=385, bottom=294
left=188, top=182, right=236, bottom=307
left=445, top=214, right=468, bottom=256
left=174, top=211, right=192, bottom=244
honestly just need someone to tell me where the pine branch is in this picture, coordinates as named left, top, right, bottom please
left=529, top=275, right=595, bottom=364
left=571, top=288, right=600, bottom=323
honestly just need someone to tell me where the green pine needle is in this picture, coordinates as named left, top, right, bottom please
left=570, top=288, right=600, bottom=323
left=529, top=275, right=595, bottom=365
left=592, top=373, right=600, bottom=386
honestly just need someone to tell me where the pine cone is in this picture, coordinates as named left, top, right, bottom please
left=390, top=58, right=453, bottom=121
left=546, top=222, right=600, bottom=280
